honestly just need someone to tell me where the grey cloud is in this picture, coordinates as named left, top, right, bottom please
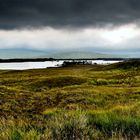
left=0, top=0, right=140, bottom=29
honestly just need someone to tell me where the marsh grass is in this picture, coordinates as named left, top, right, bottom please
left=1, top=108, right=140, bottom=139
left=1, top=61, right=140, bottom=139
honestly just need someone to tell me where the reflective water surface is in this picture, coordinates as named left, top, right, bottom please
left=0, top=60, right=121, bottom=70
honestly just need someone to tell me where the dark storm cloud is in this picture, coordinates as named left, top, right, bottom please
left=0, top=0, right=140, bottom=29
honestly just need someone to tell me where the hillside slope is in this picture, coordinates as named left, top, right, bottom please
left=0, top=49, right=122, bottom=59
left=42, top=51, right=118, bottom=59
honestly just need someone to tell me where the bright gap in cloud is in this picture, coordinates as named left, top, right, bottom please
left=0, top=24, right=139, bottom=50
left=100, top=24, right=139, bottom=44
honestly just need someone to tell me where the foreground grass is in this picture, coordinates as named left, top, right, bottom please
left=1, top=61, right=140, bottom=139
left=1, top=109, right=140, bottom=140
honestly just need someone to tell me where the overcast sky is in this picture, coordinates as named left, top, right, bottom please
left=1, top=0, right=140, bottom=56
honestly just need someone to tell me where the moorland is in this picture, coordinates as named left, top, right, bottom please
left=1, top=60, right=140, bottom=139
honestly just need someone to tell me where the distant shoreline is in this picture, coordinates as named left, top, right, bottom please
left=0, top=58, right=139, bottom=63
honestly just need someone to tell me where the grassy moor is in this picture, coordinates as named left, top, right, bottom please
left=0, top=61, right=140, bottom=139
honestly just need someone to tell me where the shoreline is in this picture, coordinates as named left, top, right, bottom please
left=0, top=57, right=138, bottom=63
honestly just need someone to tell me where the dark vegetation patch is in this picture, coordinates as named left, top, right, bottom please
left=107, top=60, right=140, bottom=70
left=28, top=76, right=86, bottom=91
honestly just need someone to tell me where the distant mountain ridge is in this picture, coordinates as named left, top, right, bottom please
left=0, top=48, right=122, bottom=59
left=0, top=48, right=46, bottom=59
left=40, top=51, right=120, bottom=59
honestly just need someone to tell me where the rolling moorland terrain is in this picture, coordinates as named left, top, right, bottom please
left=1, top=60, right=140, bottom=139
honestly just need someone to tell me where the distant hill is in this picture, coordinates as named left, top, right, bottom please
left=0, top=48, right=46, bottom=59
left=41, top=51, right=120, bottom=59
left=0, top=48, right=122, bottom=59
